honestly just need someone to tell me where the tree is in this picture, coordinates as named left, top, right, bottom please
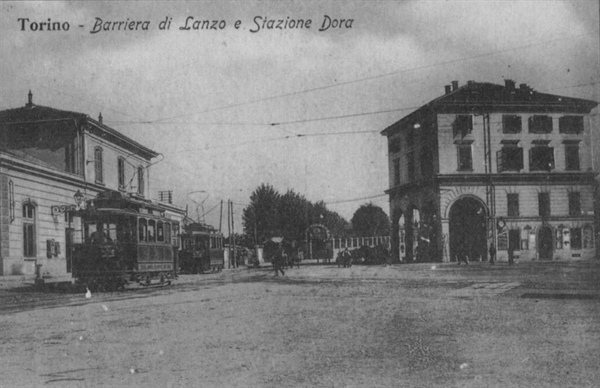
left=243, top=184, right=351, bottom=244
left=242, top=184, right=280, bottom=245
left=351, top=203, right=390, bottom=236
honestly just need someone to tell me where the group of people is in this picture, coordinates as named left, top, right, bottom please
left=488, top=243, right=515, bottom=265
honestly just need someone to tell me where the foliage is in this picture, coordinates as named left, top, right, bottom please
left=351, top=203, right=390, bottom=236
left=242, top=184, right=350, bottom=244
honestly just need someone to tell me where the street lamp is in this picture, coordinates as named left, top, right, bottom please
left=74, top=190, right=85, bottom=208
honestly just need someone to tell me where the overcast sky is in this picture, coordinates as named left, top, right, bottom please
left=1, top=0, right=598, bottom=229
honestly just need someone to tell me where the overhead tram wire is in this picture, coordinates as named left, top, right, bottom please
left=133, top=32, right=592, bottom=125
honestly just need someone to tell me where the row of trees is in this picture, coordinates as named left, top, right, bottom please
left=241, top=183, right=390, bottom=246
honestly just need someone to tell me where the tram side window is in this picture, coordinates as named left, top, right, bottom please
left=148, top=220, right=156, bottom=242
left=164, top=223, right=171, bottom=244
left=107, top=223, right=117, bottom=242
left=157, top=222, right=164, bottom=242
left=139, top=219, right=147, bottom=241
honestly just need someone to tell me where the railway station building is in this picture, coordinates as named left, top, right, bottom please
left=382, top=80, right=598, bottom=263
left=0, top=92, right=185, bottom=280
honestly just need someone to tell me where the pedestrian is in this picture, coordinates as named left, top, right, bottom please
left=489, top=243, right=496, bottom=265
left=273, top=245, right=285, bottom=276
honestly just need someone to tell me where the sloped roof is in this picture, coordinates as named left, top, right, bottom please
left=382, top=81, right=598, bottom=136
left=0, top=100, right=158, bottom=160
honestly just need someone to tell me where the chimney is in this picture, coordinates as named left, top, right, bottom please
left=444, top=85, right=452, bottom=94
left=26, top=90, right=33, bottom=108
left=451, top=80, right=459, bottom=91
left=98, top=112, right=103, bottom=124
left=504, top=79, right=515, bottom=90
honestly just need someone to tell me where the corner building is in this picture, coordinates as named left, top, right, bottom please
left=382, top=80, right=598, bottom=263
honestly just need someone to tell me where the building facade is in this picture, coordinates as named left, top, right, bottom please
left=0, top=92, right=185, bottom=279
left=382, top=80, right=598, bottom=263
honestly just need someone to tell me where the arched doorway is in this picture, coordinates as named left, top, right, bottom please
left=538, top=226, right=553, bottom=260
left=449, top=196, right=487, bottom=262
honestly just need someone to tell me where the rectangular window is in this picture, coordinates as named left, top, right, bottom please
left=538, top=192, right=550, bottom=217
left=507, top=193, right=519, bottom=216
left=65, top=141, right=76, bottom=173
left=388, top=137, right=401, bottom=154
left=420, top=147, right=433, bottom=177
left=502, top=115, right=522, bottom=134
left=529, top=146, right=555, bottom=171
left=568, top=192, right=581, bottom=216
left=94, top=147, right=104, bottom=183
left=457, top=145, right=472, bottom=171
left=564, top=144, right=580, bottom=171
left=393, top=158, right=400, bottom=186
left=559, top=116, right=583, bottom=134
left=571, top=228, right=582, bottom=250
left=453, top=115, right=473, bottom=138
left=497, top=146, right=524, bottom=172
left=137, top=167, right=145, bottom=196
left=118, top=158, right=125, bottom=189
left=407, top=152, right=415, bottom=181
left=528, top=115, right=553, bottom=134
left=23, top=223, right=36, bottom=257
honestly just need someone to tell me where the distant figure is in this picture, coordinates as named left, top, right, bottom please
left=338, top=247, right=353, bottom=268
left=508, top=247, right=515, bottom=265
left=489, top=243, right=496, bottom=265
left=273, top=245, right=285, bottom=276
left=90, top=229, right=111, bottom=244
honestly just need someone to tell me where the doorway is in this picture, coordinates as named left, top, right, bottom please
left=449, top=196, right=487, bottom=262
left=538, top=226, right=553, bottom=260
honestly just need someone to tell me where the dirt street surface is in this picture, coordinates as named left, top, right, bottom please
left=1, top=261, right=600, bottom=388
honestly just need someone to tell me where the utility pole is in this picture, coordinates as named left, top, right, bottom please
left=231, top=201, right=236, bottom=268
left=227, top=200, right=231, bottom=269
left=219, top=199, right=223, bottom=233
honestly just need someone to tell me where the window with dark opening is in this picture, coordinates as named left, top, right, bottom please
left=453, top=115, right=473, bottom=138
left=457, top=145, right=472, bottom=171
left=528, top=115, right=552, bottom=134
left=529, top=146, right=554, bottom=171
left=571, top=228, right=582, bottom=250
left=137, top=167, right=145, bottom=196
left=507, top=193, right=519, bottom=217
left=407, top=152, right=415, bottom=181
left=568, top=192, right=581, bottom=216
left=94, top=147, right=104, bottom=183
left=497, top=146, right=523, bottom=172
left=388, top=137, right=401, bottom=154
left=118, top=157, right=125, bottom=189
left=559, top=116, right=583, bottom=134
left=502, top=115, right=522, bottom=134
left=393, top=158, right=400, bottom=186
left=538, top=192, right=550, bottom=217
left=564, top=144, right=580, bottom=171
left=23, top=203, right=36, bottom=257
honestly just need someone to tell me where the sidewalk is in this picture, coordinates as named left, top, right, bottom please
left=0, top=274, right=74, bottom=290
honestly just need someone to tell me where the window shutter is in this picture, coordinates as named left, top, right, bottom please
left=496, top=150, right=504, bottom=173
left=548, top=147, right=555, bottom=170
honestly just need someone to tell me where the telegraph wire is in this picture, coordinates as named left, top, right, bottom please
left=140, top=33, right=593, bottom=124
left=325, top=193, right=388, bottom=205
